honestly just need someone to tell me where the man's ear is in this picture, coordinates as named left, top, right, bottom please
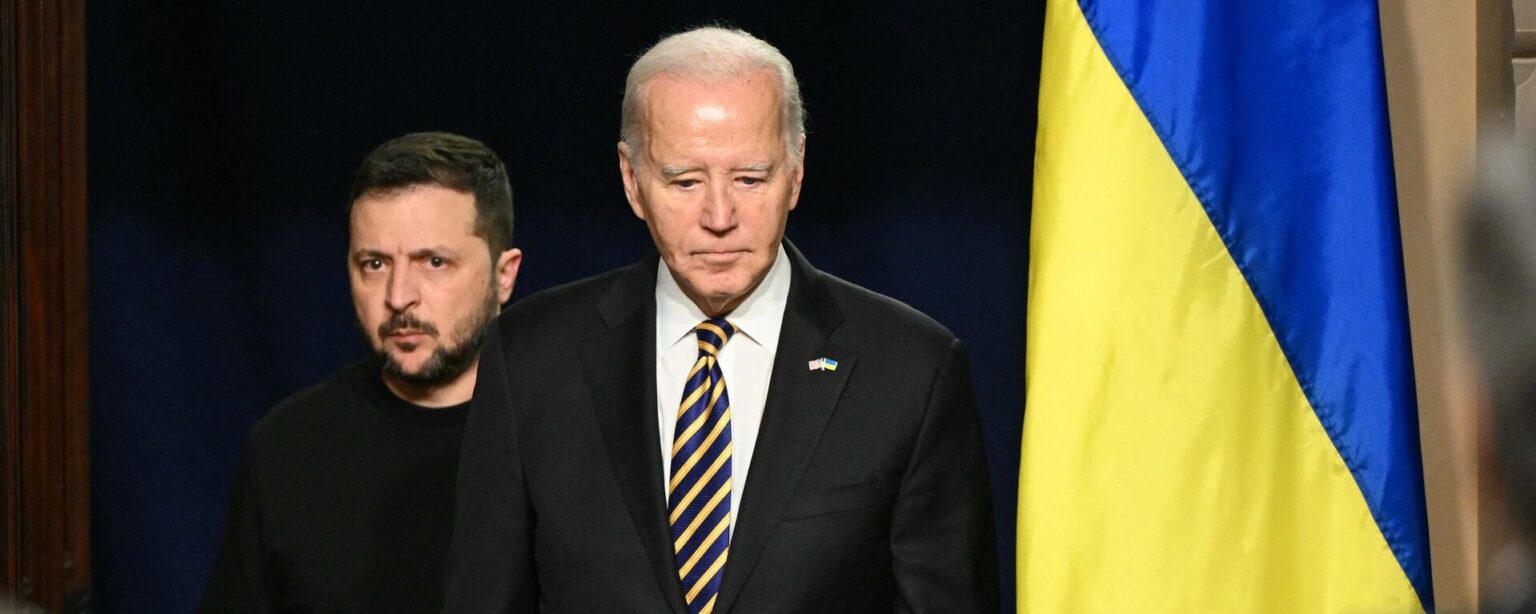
left=494, top=248, right=523, bottom=305
left=618, top=142, right=647, bottom=221
left=787, top=133, right=806, bottom=211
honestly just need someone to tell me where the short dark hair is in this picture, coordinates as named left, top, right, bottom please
left=350, top=132, right=514, bottom=256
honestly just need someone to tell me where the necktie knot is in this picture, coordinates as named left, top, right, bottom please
left=695, top=318, right=735, bottom=357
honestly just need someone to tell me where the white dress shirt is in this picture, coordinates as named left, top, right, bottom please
left=655, top=246, right=790, bottom=532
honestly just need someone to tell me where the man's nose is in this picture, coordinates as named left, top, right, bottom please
left=385, top=265, right=419, bottom=312
left=701, top=184, right=737, bottom=233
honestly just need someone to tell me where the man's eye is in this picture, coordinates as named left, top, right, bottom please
left=362, top=259, right=384, bottom=271
left=428, top=257, right=446, bottom=268
left=673, top=179, right=699, bottom=188
left=739, top=177, right=764, bottom=186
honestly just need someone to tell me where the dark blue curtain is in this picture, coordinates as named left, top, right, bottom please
left=87, top=2, right=1042, bottom=611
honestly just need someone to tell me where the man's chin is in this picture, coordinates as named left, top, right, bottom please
left=377, top=341, right=481, bottom=389
left=383, top=354, right=433, bottom=377
left=681, top=272, right=756, bottom=299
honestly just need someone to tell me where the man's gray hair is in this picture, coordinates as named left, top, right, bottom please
left=620, top=27, right=805, bottom=168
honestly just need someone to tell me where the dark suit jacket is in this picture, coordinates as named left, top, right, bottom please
left=444, top=241, right=997, bottom=613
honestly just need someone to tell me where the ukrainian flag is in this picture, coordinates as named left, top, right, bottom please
left=1018, top=0, right=1433, bottom=611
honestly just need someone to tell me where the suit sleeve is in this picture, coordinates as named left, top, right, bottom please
left=891, top=339, right=1000, bottom=613
left=198, top=447, right=275, bottom=613
left=443, top=315, right=539, bottom=613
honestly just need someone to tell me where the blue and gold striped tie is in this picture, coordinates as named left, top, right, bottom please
left=669, top=318, right=735, bottom=614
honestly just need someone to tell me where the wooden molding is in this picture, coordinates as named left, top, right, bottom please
left=1, top=0, right=91, bottom=610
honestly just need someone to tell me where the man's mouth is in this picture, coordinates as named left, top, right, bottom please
left=695, top=249, right=746, bottom=264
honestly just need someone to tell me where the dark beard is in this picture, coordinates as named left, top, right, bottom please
left=371, top=294, right=498, bottom=388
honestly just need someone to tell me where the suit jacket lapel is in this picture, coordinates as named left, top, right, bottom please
left=577, top=257, right=689, bottom=614
left=716, top=241, right=856, bottom=613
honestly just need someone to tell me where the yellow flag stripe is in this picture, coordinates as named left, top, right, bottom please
left=1017, top=0, right=1423, bottom=611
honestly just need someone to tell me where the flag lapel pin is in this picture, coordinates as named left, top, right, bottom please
left=808, top=357, right=839, bottom=372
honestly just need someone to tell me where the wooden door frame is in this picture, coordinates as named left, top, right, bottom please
left=1, top=0, right=91, bottom=610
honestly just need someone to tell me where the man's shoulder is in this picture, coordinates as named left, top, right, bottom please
left=816, top=270, right=958, bottom=351
left=247, top=358, right=377, bottom=447
left=505, top=266, right=631, bottom=320
left=494, top=262, right=647, bottom=344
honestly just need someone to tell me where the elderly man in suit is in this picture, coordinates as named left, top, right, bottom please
left=445, top=26, right=997, bottom=613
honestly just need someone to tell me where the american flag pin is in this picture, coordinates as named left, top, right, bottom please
left=807, top=358, right=824, bottom=371
left=808, top=357, right=838, bottom=372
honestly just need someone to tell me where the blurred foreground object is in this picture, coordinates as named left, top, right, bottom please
left=1463, top=137, right=1536, bottom=614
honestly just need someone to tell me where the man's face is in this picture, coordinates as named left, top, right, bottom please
left=349, top=185, right=520, bottom=389
left=619, top=70, right=804, bottom=317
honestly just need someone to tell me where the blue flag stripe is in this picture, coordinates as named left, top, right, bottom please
left=1077, top=0, right=1433, bottom=606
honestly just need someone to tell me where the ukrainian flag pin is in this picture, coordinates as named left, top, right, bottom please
left=808, top=357, right=839, bottom=372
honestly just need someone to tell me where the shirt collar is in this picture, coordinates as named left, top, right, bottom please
left=655, top=244, right=791, bottom=349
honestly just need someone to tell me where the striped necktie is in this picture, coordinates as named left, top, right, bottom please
left=669, top=318, right=735, bottom=614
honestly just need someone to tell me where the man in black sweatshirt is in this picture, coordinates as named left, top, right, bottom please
left=200, top=132, right=522, bottom=613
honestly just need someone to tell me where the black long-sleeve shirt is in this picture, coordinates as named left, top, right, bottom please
left=200, top=358, right=467, bottom=613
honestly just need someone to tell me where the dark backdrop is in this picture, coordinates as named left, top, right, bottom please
left=87, top=3, right=1042, bottom=612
